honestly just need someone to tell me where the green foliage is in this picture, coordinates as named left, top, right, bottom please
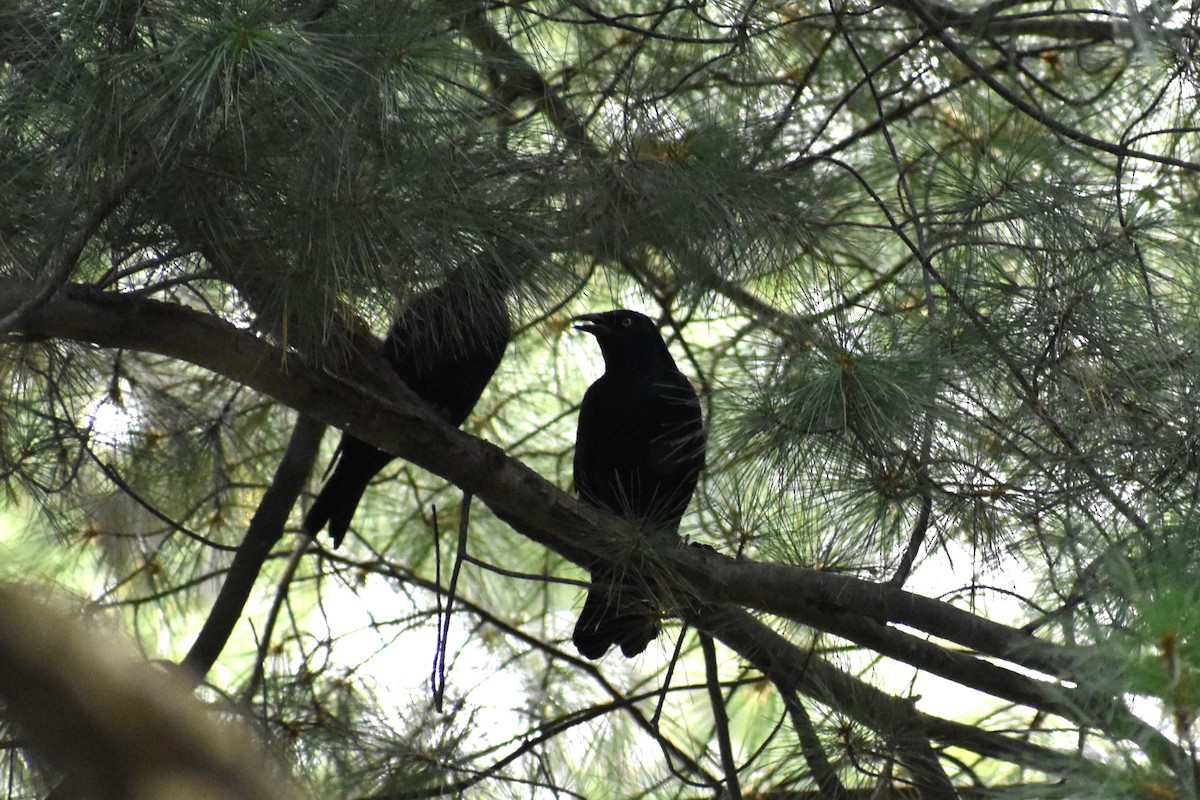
left=4, top=0, right=1200, bottom=797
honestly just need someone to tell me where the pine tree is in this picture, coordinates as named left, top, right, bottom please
left=2, top=0, right=1200, bottom=797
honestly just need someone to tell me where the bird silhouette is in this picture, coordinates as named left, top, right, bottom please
left=304, top=262, right=511, bottom=547
left=572, top=309, right=705, bottom=658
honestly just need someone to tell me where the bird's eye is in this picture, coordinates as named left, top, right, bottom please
left=621, top=317, right=633, bottom=327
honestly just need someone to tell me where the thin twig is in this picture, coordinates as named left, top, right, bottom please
left=432, top=493, right=472, bottom=712
left=701, top=634, right=743, bottom=800
left=238, top=532, right=313, bottom=705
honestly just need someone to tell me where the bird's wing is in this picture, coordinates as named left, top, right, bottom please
left=646, top=370, right=705, bottom=472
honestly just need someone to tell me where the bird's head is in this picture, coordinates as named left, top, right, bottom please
left=573, top=309, right=675, bottom=371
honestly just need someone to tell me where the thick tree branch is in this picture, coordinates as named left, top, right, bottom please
left=0, top=280, right=1176, bottom=780
left=889, top=0, right=1135, bottom=41
left=0, top=282, right=1065, bottom=663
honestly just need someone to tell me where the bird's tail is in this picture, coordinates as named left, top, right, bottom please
left=572, top=567, right=660, bottom=659
left=303, top=438, right=395, bottom=548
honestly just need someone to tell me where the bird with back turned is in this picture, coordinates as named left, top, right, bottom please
left=572, top=309, right=706, bottom=659
left=303, top=261, right=512, bottom=548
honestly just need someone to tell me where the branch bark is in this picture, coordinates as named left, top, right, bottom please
left=181, top=414, right=324, bottom=682
left=0, top=280, right=1169, bottom=781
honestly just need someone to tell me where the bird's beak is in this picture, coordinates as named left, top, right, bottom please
left=572, top=313, right=608, bottom=335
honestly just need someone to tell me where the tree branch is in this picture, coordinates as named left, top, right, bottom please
left=0, top=280, right=1172, bottom=780
left=443, top=0, right=600, bottom=159
left=701, top=633, right=744, bottom=800
left=181, top=414, right=324, bottom=682
left=782, top=690, right=850, bottom=800
left=898, top=0, right=1200, bottom=173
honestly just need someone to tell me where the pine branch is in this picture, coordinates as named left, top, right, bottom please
left=892, top=0, right=1158, bottom=42
left=0, top=278, right=1183, bottom=783
left=898, top=0, right=1200, bottom=173
left=443, top=0, right=600, bottom=159
left=701, top=633, right=744, bottom=800
left=782, top=690, right=850, bottom=800
left=181, top=414, right=324, bottom=682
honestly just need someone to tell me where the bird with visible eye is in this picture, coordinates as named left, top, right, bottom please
left=571, top=309, right=706, bottom=659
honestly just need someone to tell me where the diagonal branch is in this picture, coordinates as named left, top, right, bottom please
left=701, top=633, right=743, bottom=800
left=692, top=603, right=956, bottom=799
left=898, top=0, right=1200, bottom=173
left=0, top=279, right=1178, bottom=781
left=443, top=0, right=600, bottom=159
left=181, top=414, right=325, bottom=682
left=782, top=689, right=850, bottom=800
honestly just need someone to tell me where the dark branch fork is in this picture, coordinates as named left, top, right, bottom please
left=0, top=280, right=1175, bottom=786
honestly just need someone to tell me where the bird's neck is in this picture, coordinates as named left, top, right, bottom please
left=601, top=350, right=677, bottom=380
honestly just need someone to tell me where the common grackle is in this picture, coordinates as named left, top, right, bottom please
left=304, top=263, right=511, bottom=547
left=572, top=309, right=705, bottom=658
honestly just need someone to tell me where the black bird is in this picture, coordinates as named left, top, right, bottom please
left=572, top=309, right=705, bottom=658
left=304, top=264, right=511, bottom=547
